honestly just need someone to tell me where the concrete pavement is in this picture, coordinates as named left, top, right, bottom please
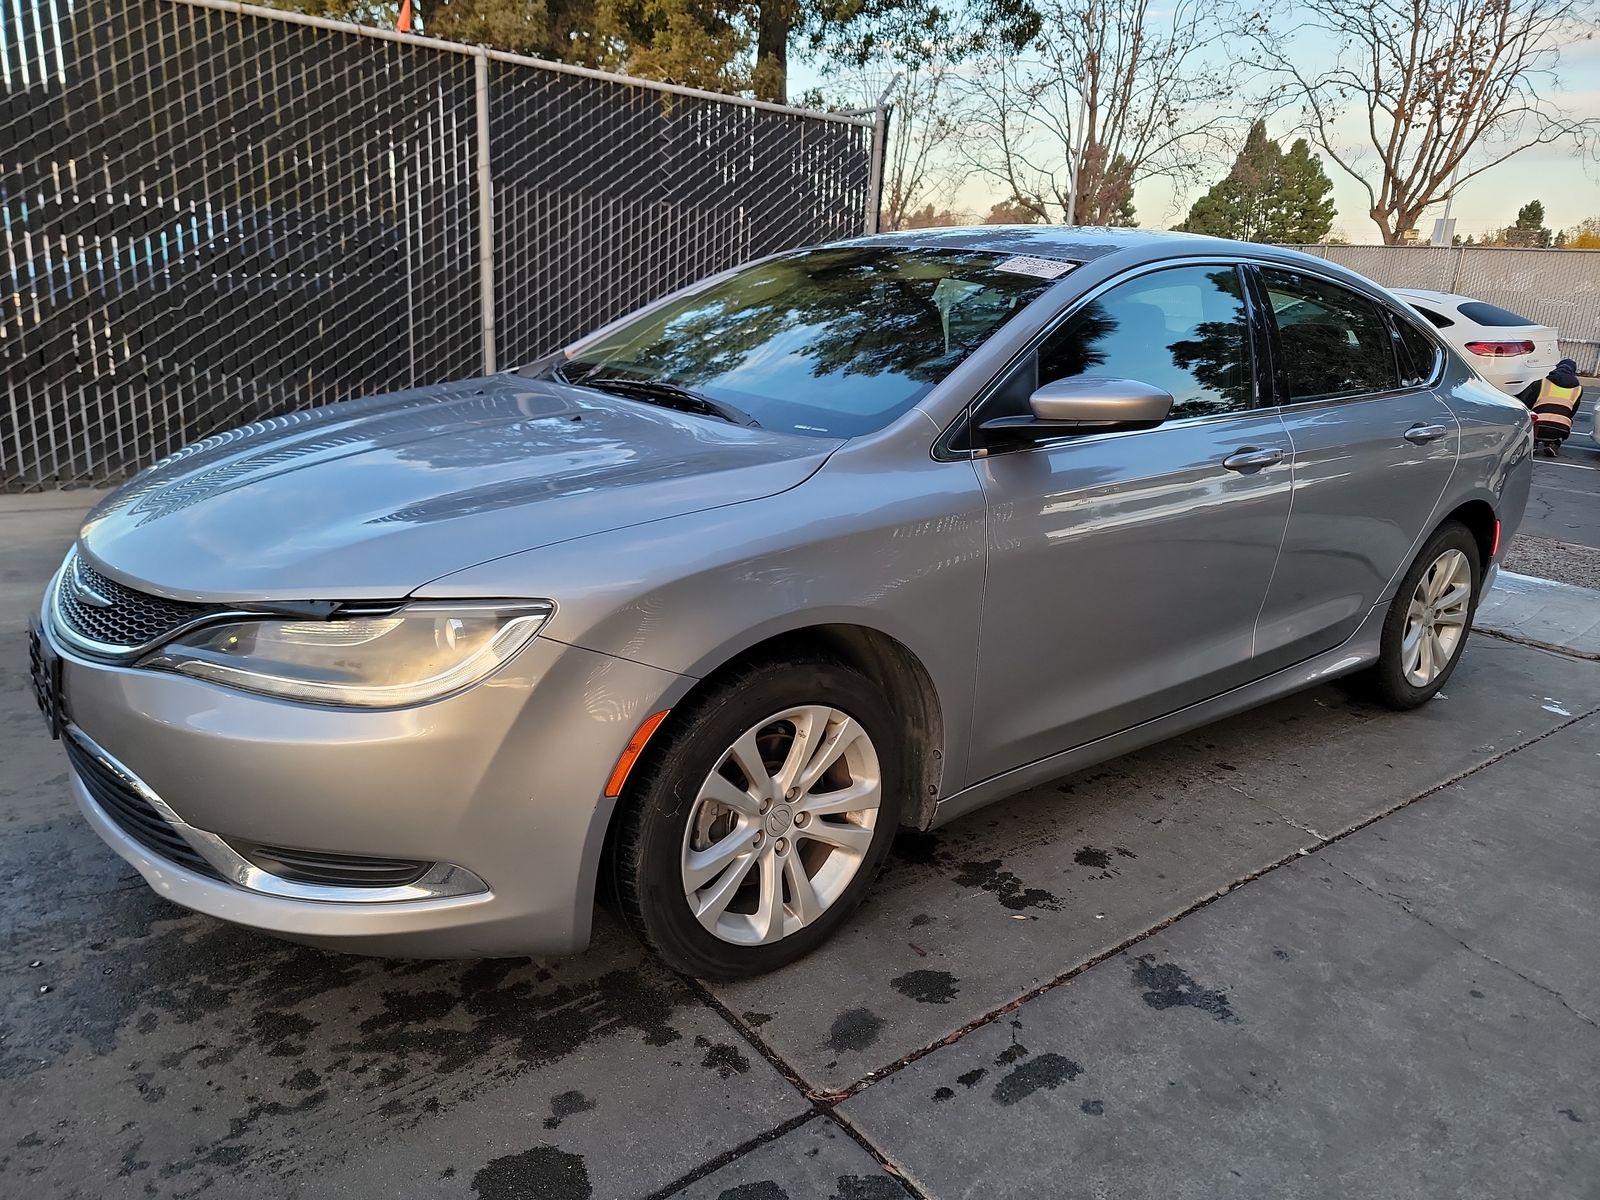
left=3, top=500, right=1599, bottom=1199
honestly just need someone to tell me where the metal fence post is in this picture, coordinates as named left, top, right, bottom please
left=1451, top=246, right=1465, bottom=293
left=863, top=97, right=891, bottom=235
left=474, top=49, right=497, bottom=375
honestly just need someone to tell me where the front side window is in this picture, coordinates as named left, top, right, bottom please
left=551, top=247, right=1061, bottom=437
left=979, top=265, right=1254, bottom=427
left=1261, top=268, right=1400, bottom=402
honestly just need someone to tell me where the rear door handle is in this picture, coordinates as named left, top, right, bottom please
left=1403, top=423, right=1450, bottom=445
left=1222, top=447, right=1285, bottom=472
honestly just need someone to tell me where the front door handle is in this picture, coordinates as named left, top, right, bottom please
left=1222, top=447, right=1285, bottom=472
left=1404, top=423, right=1450, bottom=445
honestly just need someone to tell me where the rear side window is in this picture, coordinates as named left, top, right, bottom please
left=1261, top=268, right=1399, bottom=402
left=1391, top=315, right=1443, bottom=387
left=1409, top=303, right=1454, bottom=329
left=1457, top=300, right=1534, bottom=327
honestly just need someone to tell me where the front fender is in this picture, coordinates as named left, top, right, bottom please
left=416, top=443, right=990, bottom=789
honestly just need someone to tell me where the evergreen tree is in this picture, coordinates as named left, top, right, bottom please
left=984, top=197, right=1045, bottom=224
left=1179, top=121, right=1335, bottom=244
left=1505, top=200, right=1552, bottom=248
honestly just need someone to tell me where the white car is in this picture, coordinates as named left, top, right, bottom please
left=1391, top=289, right=1561, bottom=397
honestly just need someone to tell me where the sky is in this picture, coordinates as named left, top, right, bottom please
left=804, top=16, right=1600, bottom=244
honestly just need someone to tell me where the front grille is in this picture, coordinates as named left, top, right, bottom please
left=63, top=736, right=224, bottom=881
left=232, top=843, right=433, bottom=888
left=53, top=553, right=216, bottom=652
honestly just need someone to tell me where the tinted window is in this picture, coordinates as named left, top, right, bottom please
left=553, top=247, right=1059, bottom=437
left=1408, top=303, right=1454, bottom=329
left=1457, top=300, right=1534, bottom=327
left=1261, top=269, right=1399, bottom=401
left=1392, top=315, right=1442, bottom=387
left=1008, top=265, right=1253, bottom=420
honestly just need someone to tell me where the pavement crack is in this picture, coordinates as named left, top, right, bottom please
left=1336, top=867, right=1598, bottom=1032
left=672, top=979, right=927, bottom=1197
left=1226, top=782, right=1327, bottom=842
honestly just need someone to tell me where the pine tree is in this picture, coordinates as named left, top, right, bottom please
left=1179, top=121, right=1335, bottom=244
left=1505, top=200, right=1552, bottom=248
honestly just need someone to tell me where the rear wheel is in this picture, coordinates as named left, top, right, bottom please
left=612, top=659, right=903, bottom=980
left=1367, top=521, right=1481, bottom=710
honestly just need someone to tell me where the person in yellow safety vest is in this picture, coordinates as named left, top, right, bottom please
left=1516, top=358, right=1584, bottom=456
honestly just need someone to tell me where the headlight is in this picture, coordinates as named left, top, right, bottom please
left=140, top=602, right=552, bottom=707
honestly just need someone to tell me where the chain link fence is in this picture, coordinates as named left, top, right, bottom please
left=1286, top=244, right=1600, bottom=375
left=1, top=0, right=877, bottom=491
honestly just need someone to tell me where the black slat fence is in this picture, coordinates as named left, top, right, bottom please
left=1, top=0, right=876, bottom=490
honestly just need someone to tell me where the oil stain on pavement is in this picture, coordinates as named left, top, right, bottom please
left=1130, top=953, right=1239, bottom=1022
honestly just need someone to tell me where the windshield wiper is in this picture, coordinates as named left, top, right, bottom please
left=555, top=364, right=760, bottom=428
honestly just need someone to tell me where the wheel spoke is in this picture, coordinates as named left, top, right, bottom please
left=1435, top=582, right=1471, bottom=614
left=797, top=776, right=880, bottom=818
left=728, top=729, right=775, bottom=799
left=1430, top=627, right=1450, bottom=673
left=795, top=714, right=865, bottom=795
left=1402, top=622, right=1424, bottom=677
left=1417, top=625, right=1434, bottom=681
left=797, top=818, right=873, bottom=857
left=752, top=850, right=784, bottom=944
left=1425, top=560, right=1448, bottom=602
left=692, top=850, right=758, bottom=930
left=774, top=706, right=832, bottom=795
left=783, top=853, right=823, bottom=927
left=684, top=826, right=754, bottom=891
left=699, top=771, right=761, bottom=818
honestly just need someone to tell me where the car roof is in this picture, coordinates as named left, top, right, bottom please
left=844, top=226, right=1393, bottom=295
left=848, top=225, right=1328, bottom=267
left=834, top=226, right=1445, bottom=322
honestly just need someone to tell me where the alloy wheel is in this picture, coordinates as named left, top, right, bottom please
left=680, top=705, right=881, bottom=945
left=1402, top=548, right=1473, bottom=688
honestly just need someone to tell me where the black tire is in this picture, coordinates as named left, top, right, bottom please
left=611, top=657, right=905, bottom=980
left=1365, top=520, right=1482, bottom=710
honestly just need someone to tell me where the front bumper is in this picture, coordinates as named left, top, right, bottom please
left=43, top=620, right=692, bottom=957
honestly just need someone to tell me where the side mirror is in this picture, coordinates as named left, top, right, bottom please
left=979, top=377, right=1175, bottom=444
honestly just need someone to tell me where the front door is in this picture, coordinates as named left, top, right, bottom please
left=1249, top=266, right=1460, bottom=672
left=967, top=263, right=1293, bottom=782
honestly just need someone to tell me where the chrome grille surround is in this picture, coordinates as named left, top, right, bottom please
left=47, top=549, right=238, bottom=661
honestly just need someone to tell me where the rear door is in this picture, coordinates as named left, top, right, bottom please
left=1249, top=265, right=1459, bottom=673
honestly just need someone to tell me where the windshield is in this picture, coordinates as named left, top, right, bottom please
left=552, top=246, right=1066, bottom=437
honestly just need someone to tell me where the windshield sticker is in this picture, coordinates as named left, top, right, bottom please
left=995, top=255, right=1077, bottom=280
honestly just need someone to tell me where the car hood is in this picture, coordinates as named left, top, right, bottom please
left=78, top=376, right=841, bottom=601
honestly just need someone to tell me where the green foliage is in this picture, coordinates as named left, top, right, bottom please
left=984, top=197, right=1044, bottom=224
left=1179, top=121, right=1335, bottom=244
left=1505, top=199, right=1553, bottom=248
left=268, top=0, right=1039, bottom=103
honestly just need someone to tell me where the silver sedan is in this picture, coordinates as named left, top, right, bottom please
left=29, top=228, right=1534, bottom=978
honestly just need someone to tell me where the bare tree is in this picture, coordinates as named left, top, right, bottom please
left=953, top=0, right=1240, bottom=224
left=878, top=66, right=968, bottom=230
left=831, top=64, right=967, bottom=230
left=1252, top=0, right=1600, bottom=244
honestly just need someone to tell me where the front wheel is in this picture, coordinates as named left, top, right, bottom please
left=611, top=659, right=904, bottom=980
left=1366, top=521, right=1482, bottom=710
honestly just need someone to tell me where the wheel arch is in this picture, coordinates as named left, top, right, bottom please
left=596, top=621, right=946, bottom=893
left=1440, top=496, right=1499, bottom=570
